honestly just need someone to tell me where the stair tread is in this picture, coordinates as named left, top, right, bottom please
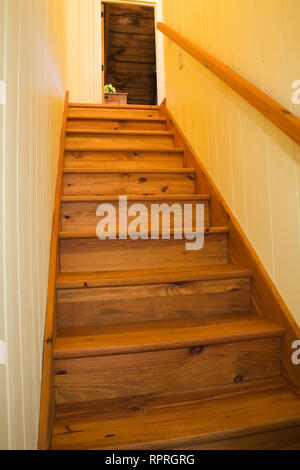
left=68, top=114, right=167, bottom=122
left=59, top=227, right=229, bottom=240
left=61, top=194, right=211, bottom=202
left=62, top=168, right=196, bottom=174
left=54, top=376, right=288, bottom=421
left=64, top=147, right=184, bottom=153
left=66, top=129, right=174, bottom=136
left=51, top=385, right=300, bottom=450
left=56, top=264, right=253, bottom=289
left=69, top=103, right=160, bottom=110
left=54, top=312, right=284, bottom=360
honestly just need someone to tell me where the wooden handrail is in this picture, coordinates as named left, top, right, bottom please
left=157, top=22, right=300, bottom=146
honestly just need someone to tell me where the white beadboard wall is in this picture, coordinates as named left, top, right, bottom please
left=0, top=0, right=66, bottom=450
left=64, top=0, right=102, bottom=103
left=163, top=0, right=300, bottom=325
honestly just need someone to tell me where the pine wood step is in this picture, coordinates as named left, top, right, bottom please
left=64, top=149, right=184, bottom=170
left=55, top=312, right=283, bottom=358
left=56, top=261, right=251, bottom=329
left=54, top=376, right=288, bottom=421
left=57, top=275, right=251, bottom=329
left=65, top=130, right=175, bottom=151
left=68, top=104, right=161, bottom=118
left=61, top=194, right=210, bottom=232
left=51, top=385, right=300, bottom=450
left=56, top=264, right=253, bottom=289
left=54, top=313, right=283, bottom=360
left=62, top=169, right=196, bottom=196
left=59, top=230, right=228, bottom=273
left=53, top=314, right=283, bottom=405
left=60, top=195, right=210, bottom=232
left=59, top=227, right=227, bottom=240
left=67, top=115, right=167, bottom=131
left=61, top=194, right=208, bottom=202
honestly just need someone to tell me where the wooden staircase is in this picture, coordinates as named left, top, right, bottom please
left=44, top=102, right=300, bottom=450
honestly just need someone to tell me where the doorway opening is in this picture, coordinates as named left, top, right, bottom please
left=102, top=2, right=158, bottom=106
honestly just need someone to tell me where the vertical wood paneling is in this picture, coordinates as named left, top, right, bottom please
left=0, top=0, right=66, bottom=450
left=162, top=0, right=300, bottom=325
left=64, top=0, right=102, bottom=103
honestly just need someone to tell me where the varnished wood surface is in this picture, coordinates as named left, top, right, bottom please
left=59, top=233, right=228, bottom=273
left=64, top=150, right=184, bottom=170
left=60, top=195, right=210, bottom=231
left=67, top=116, right=167, bottom=131
left=176, top=426, right=300, bottom=450
left=54, top=337, right=281, bottom=404
left=54, top=376, right=288, bottom=422
left=56, top=264, right=253, bottom=289
left=54, top=312, right=283, bottom=359
left=69, top=103, right=160, bottom=109
left=62, top=170, right=196, bottom=196
left=57, top=277, right=251, bottom=328
left=39, top=101, right=300, bottom=450
left=51, top=386, right=300, bottom=450
left=59, top=227, right=228, bottom=239
left=68, top=105, right=160, bottom=118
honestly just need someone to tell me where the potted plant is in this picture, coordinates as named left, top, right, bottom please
left=104, top=83, right=128, bottom=105
left=104, top=84, right=116, bottom=95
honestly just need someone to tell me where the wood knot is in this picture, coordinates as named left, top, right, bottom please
left=190, top=346, right=205, bottom=355
left=72, top=152, right=80, bottom=159
left=139, top=177, right=147, bottom=183
left=161, top=186, right=168, bottom=193
left=234, top=375, right=244, bottom=383
left=56, top=370, right=67, bottom=376
left=130, top=406, right=140, bottom=412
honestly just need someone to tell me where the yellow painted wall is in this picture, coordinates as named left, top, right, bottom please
left=162, top=0, right=300, bottom=325
left=0, top=0, right=66, bottom=449
left=64, top=0, right=165, bottom=104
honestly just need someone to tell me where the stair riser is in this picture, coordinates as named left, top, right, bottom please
left=57, top=278, right=251, bottom=328
left=173, top=426, right=300, bottom=450
left=61, top=200, right=210, bottom=232
left=54, top=337, right=281, bottom=404
left=64, top=151, right=184, bottom=170
left=68, top=107, right=161, bottom=118
left=67, top=119, right=167, bottom=131
left=65, top=133, right=174, bottom=151
left=59, top=235, right=228, bottom=273
left=63, top=172, right=196, bottom=196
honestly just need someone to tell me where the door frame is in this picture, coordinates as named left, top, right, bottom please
left=100, top=0, right=166, bottom=105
